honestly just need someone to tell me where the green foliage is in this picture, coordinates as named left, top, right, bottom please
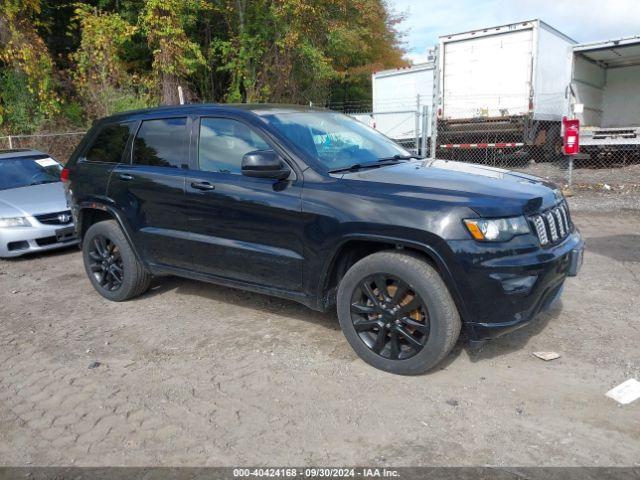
left=108, top=89, right=149, bottom=114
left=0, top=0, right=406, bottom=134
left=0, top=69, right=44, bottom=134
left=58, top=100, right=85, bottom=127
left=140, top=0, right=207, bottom=104
left=0, top=0, right=61, bottom=128
left=70, top=3, right=142, bottom=118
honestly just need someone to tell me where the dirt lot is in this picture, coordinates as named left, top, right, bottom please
left=1, top=209, right=639, bottom=467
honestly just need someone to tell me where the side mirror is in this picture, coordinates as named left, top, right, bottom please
left=241, top=150, right=290, bottom=180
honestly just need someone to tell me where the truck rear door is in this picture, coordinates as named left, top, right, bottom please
left=442, top=28, right=533, bottom=119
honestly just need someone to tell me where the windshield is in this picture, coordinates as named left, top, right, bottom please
left=260, top=111, right=410, bottom=171
left=0, top=157, right=62, bottom=191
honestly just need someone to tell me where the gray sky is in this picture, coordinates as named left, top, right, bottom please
left=388, top=0, right=640, bottom=63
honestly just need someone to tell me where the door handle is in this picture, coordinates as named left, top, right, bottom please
left=118, top=173, right=134, bottom=181
left=190, top=181, right=215, bottom=191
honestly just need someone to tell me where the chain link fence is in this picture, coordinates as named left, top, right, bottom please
left=343, top=98, right=640, bottom=196
left=2, top=106, right=639, bottom=197
left=0, top=132, right=86, bottom=164
left=349, top=109, right=430, bottom=156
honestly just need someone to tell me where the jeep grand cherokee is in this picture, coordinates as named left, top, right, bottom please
left=63, top=105, right=584, bottom=375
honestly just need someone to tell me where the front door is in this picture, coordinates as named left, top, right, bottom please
left=184, top=116, right=304, bottom=291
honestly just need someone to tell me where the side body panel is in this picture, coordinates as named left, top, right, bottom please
left=184, top=170, right=304, bottom=291
left=533, top=22, right=576, bottom=121
left=108, top=164, right=191, bottom=268
left=67, top=121, right=134, bottom=230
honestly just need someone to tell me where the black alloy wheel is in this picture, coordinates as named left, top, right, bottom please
left=350, top=274, right=430, bottom=360
left=87, top=234, right=124, bottom=291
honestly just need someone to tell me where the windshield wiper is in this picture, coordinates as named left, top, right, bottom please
left=328, top=154, right=423, bottom=174
left=328, top=163, right=373, bottom=174
left=376, top=154, right=423, bottom=162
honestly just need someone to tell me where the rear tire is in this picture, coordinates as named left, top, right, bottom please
left=82, top=220, right=151, bottom=301
left=337, top=250, right=461, bottom=375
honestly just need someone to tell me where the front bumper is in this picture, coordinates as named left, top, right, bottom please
left=447, top=229, right=584, bottom=341
left=0, top=222, right=78, bottom=258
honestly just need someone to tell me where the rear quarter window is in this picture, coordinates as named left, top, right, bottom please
left=84, top=122, right=134, bottom=163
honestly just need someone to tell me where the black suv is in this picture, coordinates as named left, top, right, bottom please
left=63, top=105, right=584, bottom=375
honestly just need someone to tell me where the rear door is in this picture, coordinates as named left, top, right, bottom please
left=442, top=29, right=534, bottom=118
left=108, top=116, right=193, bottom=269
left=184, top=116, right=304, bottom=291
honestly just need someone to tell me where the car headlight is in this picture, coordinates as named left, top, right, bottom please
left=463, top=216, right=530, bottom=242
left=0, top=217, right=31, bottom=228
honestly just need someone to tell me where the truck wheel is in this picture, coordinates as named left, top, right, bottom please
left=82, top=220, right=151, bottom=302
left=337, top=251, right=461, bottom=375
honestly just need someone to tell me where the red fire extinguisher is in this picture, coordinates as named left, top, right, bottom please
left=562, top=116, right=580, bottom=155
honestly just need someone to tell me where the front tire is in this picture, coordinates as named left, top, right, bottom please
left=82, top=220, right=151, bottom=301
left=337, top=251, right=461, bottom=375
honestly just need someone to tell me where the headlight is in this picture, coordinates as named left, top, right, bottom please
left=0, top=217, right=31, bottom=228
left=463, top=216, right=530, bottom=242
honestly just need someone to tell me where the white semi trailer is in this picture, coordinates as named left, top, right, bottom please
left=568, top=36, right=640, bottom=163
left=435, top=20, right=576, bottom=163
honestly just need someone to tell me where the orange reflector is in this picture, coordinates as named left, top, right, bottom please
left=464, top=220, right=485, bottom=241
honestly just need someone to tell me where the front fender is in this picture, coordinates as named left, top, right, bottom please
left=318, top=233, right=472, bottom=323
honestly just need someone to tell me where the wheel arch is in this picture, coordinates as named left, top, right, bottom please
left=319, top=234, right=469, bottom=323
left=77, top=202, right=144, bottom=264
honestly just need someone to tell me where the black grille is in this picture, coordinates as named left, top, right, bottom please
left=529, top=202, right=572, bottom=246
left=35, top=236, right=58, bottom=246
left=35, top=210, right=72, bottom=225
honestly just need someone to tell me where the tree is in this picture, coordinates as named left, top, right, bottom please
left=71, top=4, right=144, bottom=118
left=0, top=0, right=406, bottom=132
left=0, top=0, right=60, bottom=132
left=140, top=0, right=207, bottom=105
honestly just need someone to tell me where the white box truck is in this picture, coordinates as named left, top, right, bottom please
left=353, top=62, right=435, bottom=152
left=436, top=20, right=576, bottom=163
left=568, top=36, right=640, bottom=163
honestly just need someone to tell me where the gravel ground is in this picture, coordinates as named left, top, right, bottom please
left=567, top=190, right=640, bottom=212
left=525, top=162, right=640, bottom=189
left=1, top=209, right=639, bottom=467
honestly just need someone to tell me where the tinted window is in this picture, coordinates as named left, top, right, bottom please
left=0, top=157, right=62, bottom=191
left=85, top=123, right=133, bottom=163
left=133, top=117, right=189, bottom=168
left=198, top=118, right=270, bottom=174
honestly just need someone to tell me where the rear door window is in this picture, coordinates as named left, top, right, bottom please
left=132, top=117, right=189, bottom=168
left=85, top=122, right=134, bottom=163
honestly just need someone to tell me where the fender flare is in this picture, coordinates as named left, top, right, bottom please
left=319, top=233, right=471, bottom=323
left=77, top=201, right=145, bottom=264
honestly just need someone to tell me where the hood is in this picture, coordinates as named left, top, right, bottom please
left=0, top=182, right=68, bottom=218
left=339, top=159, right=562, bottom=217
